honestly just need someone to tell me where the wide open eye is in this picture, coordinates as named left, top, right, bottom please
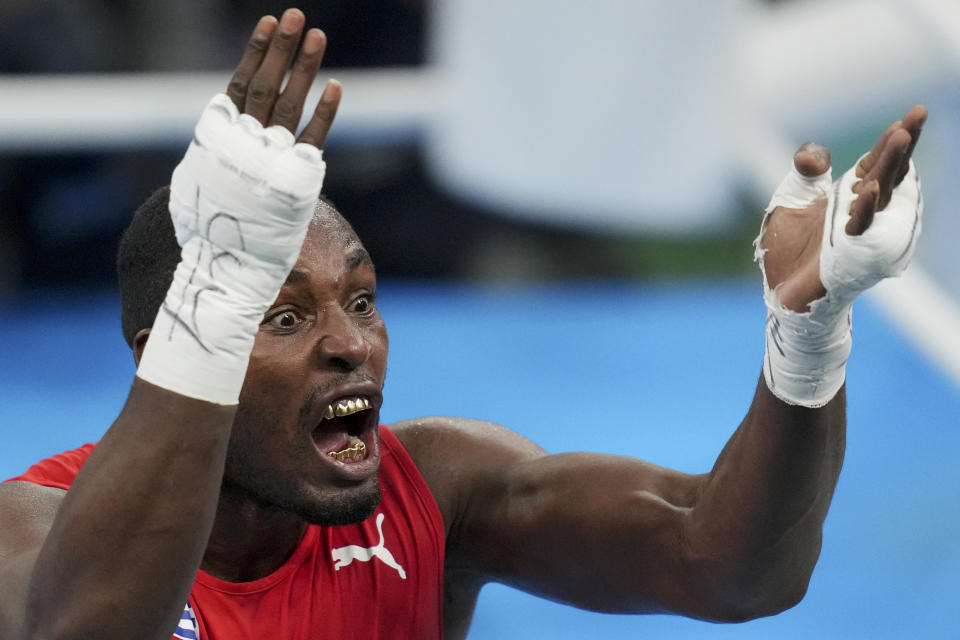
left=264, top=309, right=303, bottom=331
left=351, top=294, right=375, bottom=315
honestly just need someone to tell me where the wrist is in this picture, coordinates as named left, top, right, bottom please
left=762, top=288, right=851, bottom=408
left=136, top=240, right=269, bottom=405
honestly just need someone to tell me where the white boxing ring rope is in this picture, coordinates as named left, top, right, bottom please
left=0, top=68, right=440, bottom=151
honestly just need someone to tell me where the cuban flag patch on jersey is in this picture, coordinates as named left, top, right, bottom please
left=172, top=601, right=199, bottom=640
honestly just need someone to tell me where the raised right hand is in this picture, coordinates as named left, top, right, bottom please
left=226, top=8, right=341, bottom=148
left=142, top=9, right=340, bottom=405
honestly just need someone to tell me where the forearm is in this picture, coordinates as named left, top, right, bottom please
left=679, top=130, right=920, bottom=617
left=20, top=84, right=327, bottom=639
left=24, top=379, right=235, bottom=640
left=686, top=375, right=845, bottom=617
left=704, top=110, right=924, bottom=585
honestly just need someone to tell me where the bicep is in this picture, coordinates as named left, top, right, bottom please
left=0, top=482, right=64, bottom=636
left=394, top=417, right=709, bottom=616
left=461, top=452, right=709, bottom=615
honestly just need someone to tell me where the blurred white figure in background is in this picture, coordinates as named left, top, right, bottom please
left=427, top=0, right=958, bottom=240
left=428, top=0, right=745, bottom=233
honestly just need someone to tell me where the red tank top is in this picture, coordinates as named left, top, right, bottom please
left=7, top=427, right=445, bottom=639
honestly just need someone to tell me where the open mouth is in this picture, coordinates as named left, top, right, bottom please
left=312, top=395, right=378, bottom=465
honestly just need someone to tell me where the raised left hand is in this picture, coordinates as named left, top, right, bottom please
left=760, top=105, right=927, bottom=312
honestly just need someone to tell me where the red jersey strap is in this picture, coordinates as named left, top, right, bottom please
left=379, top=425, right=445, bottom=539
left=5, top=443, right=96, bottom=489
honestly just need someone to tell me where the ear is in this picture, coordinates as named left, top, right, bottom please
left=133, top=328, right=151, bottom=367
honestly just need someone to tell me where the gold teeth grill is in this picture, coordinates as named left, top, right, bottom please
left=329, top=438, right=366, bottom=462
left=324, top=397, right=371, bottom=420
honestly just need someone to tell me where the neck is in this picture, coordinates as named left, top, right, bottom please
left=201, top=482, right=309, bottom=582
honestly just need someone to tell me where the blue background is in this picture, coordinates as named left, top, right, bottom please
left=2, top=280, right=958, bottom=638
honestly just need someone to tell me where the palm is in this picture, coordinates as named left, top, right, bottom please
left=760, top=106, right=927, bottom=312
left=762, top=149, right=831, bottom=311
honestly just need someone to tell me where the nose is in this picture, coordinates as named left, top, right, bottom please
left=315, top=306, right=369, bottom=372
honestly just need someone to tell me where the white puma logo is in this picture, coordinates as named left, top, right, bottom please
left=331, top=513, right=407, bottom=580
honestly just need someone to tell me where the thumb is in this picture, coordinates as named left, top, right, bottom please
left=794, top=142, right=831, bottom=178
left=765, top=142, right=833, bottom=214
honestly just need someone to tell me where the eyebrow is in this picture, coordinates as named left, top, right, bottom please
left=281, top=248, right=375, bottom=288
left=283, top=269, right=310, bottom=286
left=345, top=247, right=375, bottom=272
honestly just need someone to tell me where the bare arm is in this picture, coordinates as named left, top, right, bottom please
left=20, top=385, right=237, bottom=640
left=0, top=390, right=237, bottom=640
left=397, top=395, right=838, bottom=625
left=397, top=106, right=927, bottom=627
left=1, top=11, right=339, bottom=640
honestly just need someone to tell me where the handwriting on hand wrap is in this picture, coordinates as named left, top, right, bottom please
left=162, top=187, right=248, bottom=353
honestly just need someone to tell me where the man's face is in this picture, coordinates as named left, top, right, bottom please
left=223, top=208, right=389, bottom=526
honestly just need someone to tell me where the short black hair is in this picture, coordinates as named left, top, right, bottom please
left=116, top=185, right=180, bottom=348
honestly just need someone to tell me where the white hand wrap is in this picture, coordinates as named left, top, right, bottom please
left=136, top=93, right=325, bottom=404
left=756, top=157, right=923, bottom=407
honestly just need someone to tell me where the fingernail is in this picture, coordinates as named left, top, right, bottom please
left=279, top=8, right=304, bottom=33
left=253, top=15, right=277, bottom=40
left=302, top=30, right=323, bottom=54
left=323, top=78, right=341, bottom=100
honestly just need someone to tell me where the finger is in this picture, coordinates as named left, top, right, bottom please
left=846, top=179, right=879, bottom=236
left=856, top=120, right=902, bottom=180
left=894, top=104, right=928, bottom=184
left=298, top=79, right=341, bottom=148
left=864, top=128, right=910, bottom=210
left=226, top=16, right=278, bottom=110
left=269, top=28, right=327, bottom=133
left=793, top=142, right=831, bottom=178
left=245, top=8, right=306, bottom=124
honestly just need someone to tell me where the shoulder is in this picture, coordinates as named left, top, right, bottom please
left=390, top=416, right=545, bottom=462
left=0, top=482, right=65, bottom=634
left=387, top=417, right=547, bottom=535
left=0, top=482, right=65, bottom=560
left=0, top=443, right=88, bottom=559
left=389, top=416, right=547, bottom=486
